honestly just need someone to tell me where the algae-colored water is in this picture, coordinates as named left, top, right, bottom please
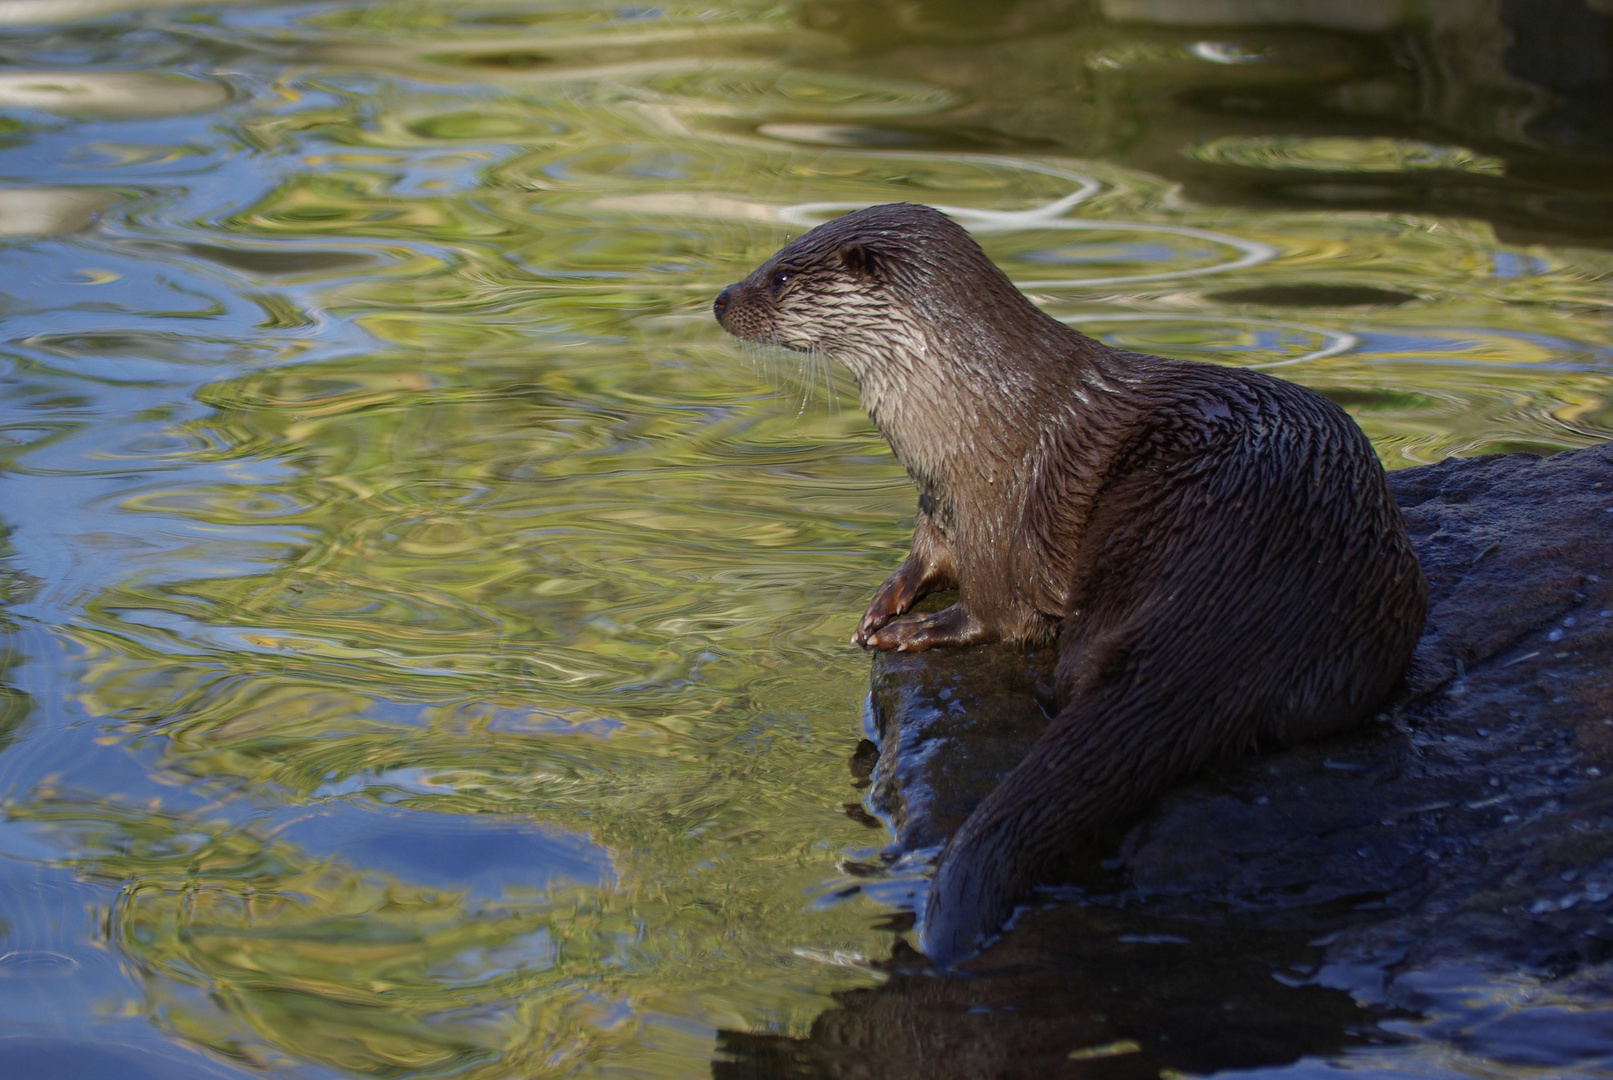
left=0, top=1, right=1608, bottom=1077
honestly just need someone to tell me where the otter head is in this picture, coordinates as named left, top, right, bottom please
left=713, top=203, right=1017, bottom=379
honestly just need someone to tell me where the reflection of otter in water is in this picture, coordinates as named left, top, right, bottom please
left=714, top=203, right=1426, bottom=965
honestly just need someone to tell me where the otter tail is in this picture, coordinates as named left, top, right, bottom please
left=920, top=667, right=1198, bottom=966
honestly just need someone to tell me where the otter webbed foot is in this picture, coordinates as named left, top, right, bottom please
left=862, top=603, right=988, bottom=652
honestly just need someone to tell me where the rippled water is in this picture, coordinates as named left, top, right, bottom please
left=0, top=1, right=1609, bottom=1077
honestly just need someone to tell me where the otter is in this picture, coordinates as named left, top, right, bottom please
left=713, top=203, right=1427, bottom=966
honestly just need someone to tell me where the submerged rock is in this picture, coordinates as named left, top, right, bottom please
left=718, top=441, right=1613, bottom=1079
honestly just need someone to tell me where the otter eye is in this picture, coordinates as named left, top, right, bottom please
left=769, top=270, right=790, bottom=293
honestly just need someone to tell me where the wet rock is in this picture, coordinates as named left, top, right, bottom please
left=867, top=642, right=1054, bottom=852
left=866, top=441, right=1613, bottom=962
left=716, top=442, right=1613, bottom=1079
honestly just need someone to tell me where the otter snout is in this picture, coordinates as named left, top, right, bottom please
left=714, top=281, right=768, bottom=342
left=713, top=284, right=735, bottom=322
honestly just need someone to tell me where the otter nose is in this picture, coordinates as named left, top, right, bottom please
left=713, top=285, right=735, bottom=321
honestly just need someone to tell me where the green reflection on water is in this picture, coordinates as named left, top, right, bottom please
left=0, top=0, right=1609, bottom=1077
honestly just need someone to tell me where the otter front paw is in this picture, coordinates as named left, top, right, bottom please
left=863, top=604, right=987, bottom=652
left=852, top=563, right=928, bottom=646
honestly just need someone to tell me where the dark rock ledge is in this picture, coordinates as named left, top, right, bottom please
left=718, top=442, right=1613, bottom=1080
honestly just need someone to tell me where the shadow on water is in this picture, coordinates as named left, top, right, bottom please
left=797, top=0, right=1613, bottom=247
left=716, top=906, right=1401, bottom=1079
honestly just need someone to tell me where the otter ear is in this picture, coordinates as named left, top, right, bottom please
left=836, top=243, right=886, bottom=281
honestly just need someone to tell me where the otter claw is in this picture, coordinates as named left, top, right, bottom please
left=865, top=605, right=988, bottom=652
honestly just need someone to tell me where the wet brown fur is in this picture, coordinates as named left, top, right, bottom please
left=714, top=203, right=1427, bottom=965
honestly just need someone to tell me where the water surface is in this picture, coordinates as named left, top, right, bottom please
left=0, top=1, right=1610, bottom=1076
